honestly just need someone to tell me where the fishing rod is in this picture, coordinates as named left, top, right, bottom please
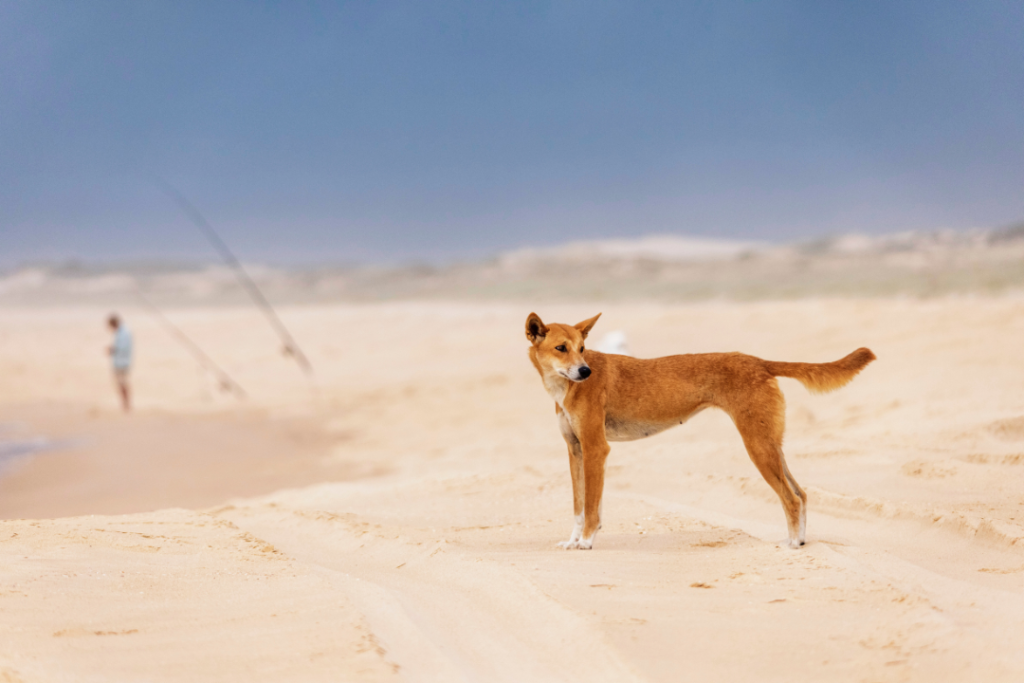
left=153, top=177, right=314, bottom=377
left=135, top=287, right=248, bottom=400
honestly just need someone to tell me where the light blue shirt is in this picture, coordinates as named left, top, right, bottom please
left=112, top=326, right=133, bottom=370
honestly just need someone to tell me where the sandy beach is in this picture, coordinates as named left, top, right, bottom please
left=2, top=298, right=1024, bottom=681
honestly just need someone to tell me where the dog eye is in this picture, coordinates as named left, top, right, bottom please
left=555, top=345, right=567, bottom=352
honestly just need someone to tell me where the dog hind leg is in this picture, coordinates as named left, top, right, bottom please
left=783, top=461, right=807, bottom=545
left=732, top=386, right=807, bottom=548
left=744, top=437, right=806, bottom=548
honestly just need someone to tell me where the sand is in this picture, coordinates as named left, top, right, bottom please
left=2, top=298, right=1024, bottom=681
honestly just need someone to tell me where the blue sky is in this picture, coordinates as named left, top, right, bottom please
left=2, top=1, right=1022, bottom=264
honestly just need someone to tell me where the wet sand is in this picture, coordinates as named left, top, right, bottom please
left=0, top=404, right=349, bottom=519
left=1, top=299, right=1024, bottom=681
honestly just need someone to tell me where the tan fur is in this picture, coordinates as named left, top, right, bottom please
left=525, top=312, right=876, bottom=550
left=764, top=348, right=876, bottom=394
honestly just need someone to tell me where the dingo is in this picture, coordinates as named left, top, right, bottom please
left=526, top=312, right=875, bottom=550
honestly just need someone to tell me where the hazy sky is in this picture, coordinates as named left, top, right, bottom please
left=2, top=1, right=1022, bottom=264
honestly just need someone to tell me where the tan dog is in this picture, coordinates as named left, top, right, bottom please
left=526, top=312, right=876, bottom=550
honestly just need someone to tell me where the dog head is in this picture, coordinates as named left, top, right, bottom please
left=525, top=312, right=601, bottom=382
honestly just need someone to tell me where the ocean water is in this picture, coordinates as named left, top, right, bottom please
left=0, top=433, right=67, bottom=474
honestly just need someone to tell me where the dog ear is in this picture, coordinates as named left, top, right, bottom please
left=574, top=313, right=601, bottom=339
left=525, top=313, right=548, bottom=343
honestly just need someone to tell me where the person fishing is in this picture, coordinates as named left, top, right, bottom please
left=107, top=313, right=133, bottom=412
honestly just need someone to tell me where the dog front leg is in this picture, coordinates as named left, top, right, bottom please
left=558, top=447, right=585, bottom=548
left=557, top=409, right=586, bottom=548
left=576, top=439, right=609, bottom=549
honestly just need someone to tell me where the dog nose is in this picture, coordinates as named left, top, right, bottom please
left=578, top=366, right=591, bottom=379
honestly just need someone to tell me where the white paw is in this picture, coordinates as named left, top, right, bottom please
left=786, top=538, right=805, bottom=549
left=557, top=538, right=593, bottom=550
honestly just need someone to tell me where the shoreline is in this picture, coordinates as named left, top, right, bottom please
left=0, top=436, right=65, bottom=475
left=0, top=403, right=359, bottom=520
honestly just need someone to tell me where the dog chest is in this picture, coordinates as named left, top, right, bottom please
left=542, top=375, right=569, bottom=408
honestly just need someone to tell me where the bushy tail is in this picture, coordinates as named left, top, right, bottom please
left=765, top=348, right=876, bottom=394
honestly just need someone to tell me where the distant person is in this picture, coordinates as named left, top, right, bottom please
left=107, top=313, right=133, bottom=412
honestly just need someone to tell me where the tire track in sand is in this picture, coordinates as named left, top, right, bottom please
left=218, top=504, right=643, bottom=683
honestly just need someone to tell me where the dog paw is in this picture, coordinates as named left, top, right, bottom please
left=557, top=539, right=593, bottom=550
left=786, top=539, right=805, bottom=549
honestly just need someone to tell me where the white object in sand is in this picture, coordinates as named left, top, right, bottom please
left=595, top=330, right=630, bottom=355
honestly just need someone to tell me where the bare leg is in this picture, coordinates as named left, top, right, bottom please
left=115, top=373, right=131, bottom=412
